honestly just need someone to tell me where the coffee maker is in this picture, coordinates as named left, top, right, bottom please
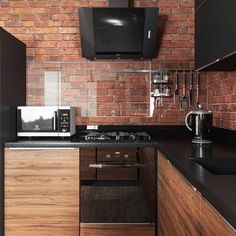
left=185, top=105, right=213, bottom=144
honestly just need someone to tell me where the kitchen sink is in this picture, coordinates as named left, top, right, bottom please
left=193, top=158, right=236, bottom=175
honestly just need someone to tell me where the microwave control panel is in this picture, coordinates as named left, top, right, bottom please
left=58, top=110, right=70, bottom=133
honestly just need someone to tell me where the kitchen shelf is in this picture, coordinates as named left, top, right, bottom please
left=152, top=80, right=170, bottom=84
left=150, top=93, right=171, bottom=98
left=117, top=69, right=195, bottom=73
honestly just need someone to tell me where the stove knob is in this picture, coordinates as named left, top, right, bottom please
left=106, top=154, right=111, bottom=159
left=124, top=154, right=129, bottom=159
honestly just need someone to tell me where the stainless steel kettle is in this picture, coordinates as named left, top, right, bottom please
left=185, top=105, right=213, bottom=144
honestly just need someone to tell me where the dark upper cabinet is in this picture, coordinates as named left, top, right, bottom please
left=195, top=0, right=206, bottom=12
left=195, top=0, right=236, bottom=71
left=221, top=0, right=236, bottom=57
left=195, top=0, right=221, bottom=70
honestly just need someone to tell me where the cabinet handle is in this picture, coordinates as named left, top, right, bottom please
left=89, top=163, right=145, bottom=168
left=8, top=147, right=76, bottom=150
left=197, top=58, right=220, bottom=71
left=222, top=50, right=236, bottom=60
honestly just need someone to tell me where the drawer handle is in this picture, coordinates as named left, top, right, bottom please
left=8, top=147, right=75, bottom=150
left=89, top=163, right=145, bottom=169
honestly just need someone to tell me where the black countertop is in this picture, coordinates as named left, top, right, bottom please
left=5, top=125, right=236, bottom=231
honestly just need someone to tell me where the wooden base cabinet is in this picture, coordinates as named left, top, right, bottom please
left=80, top=223, right=155, bottom=236
left=157, top=151, right=236, bottom=236
left=4, top=148, right=80, bottom=236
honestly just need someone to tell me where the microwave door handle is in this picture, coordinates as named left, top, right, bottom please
left=53, top=111, right=57, bottom=131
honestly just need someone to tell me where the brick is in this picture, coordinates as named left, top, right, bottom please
left=43, top=34, right=64, bottom=41
left=1, top=0, right=205, bottom=126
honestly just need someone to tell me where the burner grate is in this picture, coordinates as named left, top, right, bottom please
left=76, top=131, right=151, bottom=142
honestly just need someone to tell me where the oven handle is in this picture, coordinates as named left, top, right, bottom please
left=89, top=163, right=145, bottom=168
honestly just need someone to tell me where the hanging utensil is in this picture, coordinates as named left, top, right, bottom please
left=174, top=71, right=179, bottom=103
left=189, top=71, right=193, bottom=106
left=180, top=71, right=189, bottom=109
left=196, top=72, right=200, bottom=106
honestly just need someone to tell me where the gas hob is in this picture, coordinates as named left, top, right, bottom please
left=72, top=131, right=151, bottom=142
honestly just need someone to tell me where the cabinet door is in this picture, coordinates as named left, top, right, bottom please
left=195, top=0, right=221, bottom=70
left=4, top=148, right=80, bottom=236
left=199, top=197, right=236, bottom=236
left=195, top=0, right=206, bottom=12
left=158, top=151, right=236, bottom=236
left=221, top=0, right=236, bottom=58
left=157, top=152, right=175, bottom=236
left=158, top=152, right=201, bottom=236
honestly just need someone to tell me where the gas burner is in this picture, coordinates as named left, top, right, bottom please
left=85, top=132, right=111, bottom=141
left=74, top=131, right=151, bottom=142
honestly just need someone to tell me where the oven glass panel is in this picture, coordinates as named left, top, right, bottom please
left=19, top=107, right=57, bottom=132
left=80, top=147, right=156, bottom=234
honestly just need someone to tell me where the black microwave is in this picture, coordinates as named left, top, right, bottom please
left=17, top=106, right=76, bottom=137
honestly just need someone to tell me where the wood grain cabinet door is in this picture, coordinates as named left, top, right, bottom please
left=157, top=151, right=236, bottom=236
left=199, top=198, right=236, bottom=236
left=158, top=152, right=201, bottom=236
left=4, top=148, right=80, bottom=236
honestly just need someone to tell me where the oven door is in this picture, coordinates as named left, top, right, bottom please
left=17, top=106, right=58, bottom=135
left=80, top=147, right=156, bottom=234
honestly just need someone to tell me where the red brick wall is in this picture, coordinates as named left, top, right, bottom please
left=207, top=71, right=236, bottom=130
left=0, top=0, right=201, bottom=125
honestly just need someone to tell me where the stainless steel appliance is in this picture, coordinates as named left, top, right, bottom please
left=185, top=105, right=213, bottom=144
left=17, top=106, right=76, bottom=137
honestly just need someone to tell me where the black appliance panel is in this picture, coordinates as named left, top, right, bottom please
left=94, top=8, right=144, bottom=54
left=79, top=7, right=158, bottom=59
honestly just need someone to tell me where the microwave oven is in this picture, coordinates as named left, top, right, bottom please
left=17, top=106, right=76, bottom=137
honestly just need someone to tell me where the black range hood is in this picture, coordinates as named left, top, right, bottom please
left=79, top=6, right=158, bottom=59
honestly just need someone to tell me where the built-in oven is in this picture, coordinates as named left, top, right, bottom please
left=79, top=131, right=156, bottom=236
left=17, top=106, right=76, bottom=137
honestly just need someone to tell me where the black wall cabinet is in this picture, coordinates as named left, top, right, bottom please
left=0, top=27, right=26, bottom=236
left=195, top=0, right=206, bottom=12
left=195, top=0, right=236, bottom=71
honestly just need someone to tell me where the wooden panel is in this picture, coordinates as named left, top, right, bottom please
left=200, top=198, right=236, bottom=236
left=157, top=152, right=176, bottom=236
left=80, top=148, right=96, bottom=180
left=4, top=148, right=80, bottom=236
left=157, top=151, right=236, bottom=236
left=139, top=147, right=156, bottom=210
left=158, top=151, right=201, bottom=236
left=80, top=223, right=155, bottom=236
left=171, top=159, right=202, bottom=236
